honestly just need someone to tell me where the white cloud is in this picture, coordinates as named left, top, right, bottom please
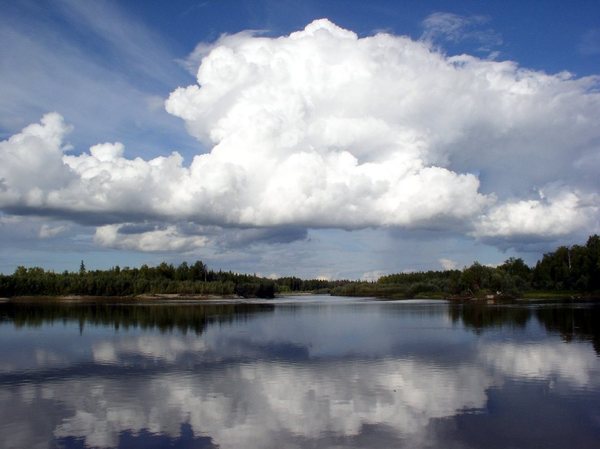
left=0, top=113, right=74, bottom=198
left=94, top=224, right=208, bottom=252
left=90, top=221, right=308, bottom=254
left=439, top=258, right=458, bottom=270
left=474, top=189, right=599, bottom=239
left=1, top=19, right=599, bottom=251
left=39, top=223, right=69, bottom=239
left=361, top=270, right=387, bottom=281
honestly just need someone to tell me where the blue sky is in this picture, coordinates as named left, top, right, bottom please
left=0, top=0, right=599, bottom=278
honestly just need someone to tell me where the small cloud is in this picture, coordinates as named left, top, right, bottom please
left=94, top=224, right=208, bottom=252
left=578, top=29, right=600, bottom=55
left=0, top=214, right=25, bottom=226
left=39, top=224, right=69, bottom=239
left=439, top=258, right=458, bottom=270
left=486, top=50, right=501, bottom=60
left=255, top=273, right=280, bottom=280
left=361, top=270, right=387, bottom=281
left=421, top=12, right=502, bottom=52
left=145, top=95, right=166, bottom=112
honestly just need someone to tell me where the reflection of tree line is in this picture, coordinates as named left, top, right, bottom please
left=535, top=306, right=600, bottom=354
left=0, top=301, right=274, bottom=335
left=449, top=304, right=531, bottom=331
left=450, top=303, right=600, bottom=354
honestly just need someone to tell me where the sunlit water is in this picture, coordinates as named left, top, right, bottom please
left=1, top=296, right=599, bottom=449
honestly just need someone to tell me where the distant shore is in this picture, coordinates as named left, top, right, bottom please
left=2, top=294, right=241, bottom=302
left=3, top=290, right=596, bottom=303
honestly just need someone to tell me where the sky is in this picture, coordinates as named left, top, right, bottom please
left=0, top=0, right=599, bottom=279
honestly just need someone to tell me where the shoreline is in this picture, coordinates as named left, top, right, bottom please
left=2, top=292, right=598, bottom=304
left=2, top=291, right=322, bottom=302
left=3, top=294, right=244, bottom=302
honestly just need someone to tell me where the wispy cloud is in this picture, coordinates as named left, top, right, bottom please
left=54, top=0, right=187, bottom=88
left=39, top=223, right=70, bottom=239
left=421, top=12, right=502, bottom=52
left=0, top=0, right=195, bottom=156
left=578, top=29, right=600, bottom=56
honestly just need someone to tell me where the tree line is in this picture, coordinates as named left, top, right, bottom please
left=333, top=234, right=600, bottom=299
left=0, top=235, right=598, bottom=299
left=0, top=260, right=344, bottom=299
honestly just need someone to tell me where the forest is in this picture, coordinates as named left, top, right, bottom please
left=0, top=235, right=598, bottom=299
left=332, top=234, right=600, bottom=299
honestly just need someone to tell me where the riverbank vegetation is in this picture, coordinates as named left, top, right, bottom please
left=0, top=235, right=598, bottom=299
left=0, top=260, right=347, bottom=299
left=331, top=234, right=600, bottom=299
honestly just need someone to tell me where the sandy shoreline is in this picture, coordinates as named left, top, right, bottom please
left=1, top=293, right=320, bottom=303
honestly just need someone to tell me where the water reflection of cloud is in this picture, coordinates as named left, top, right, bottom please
left=207, top=306, right=469, bottom=361
left=84, top=307, right=466, bottom=367
left=478, top=341, right=600, bottom=387
left=2, top=303, right=600, bottom=449
left=93, top=335, right=207, bottom=364
left=0, top=358, right=492, bottom=449
left=1, top=335, right=599, bottom=449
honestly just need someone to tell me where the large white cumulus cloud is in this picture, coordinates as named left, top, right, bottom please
left=1, top=18, right=599, bottom=250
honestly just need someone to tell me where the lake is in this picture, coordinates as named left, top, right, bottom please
left=1, top=296, right=599, bottom=449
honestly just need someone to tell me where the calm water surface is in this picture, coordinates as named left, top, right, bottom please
left=1, top=296, right=599, bottom=449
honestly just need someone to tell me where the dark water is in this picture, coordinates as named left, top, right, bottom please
left=1, top=296, right=600, bottom=449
